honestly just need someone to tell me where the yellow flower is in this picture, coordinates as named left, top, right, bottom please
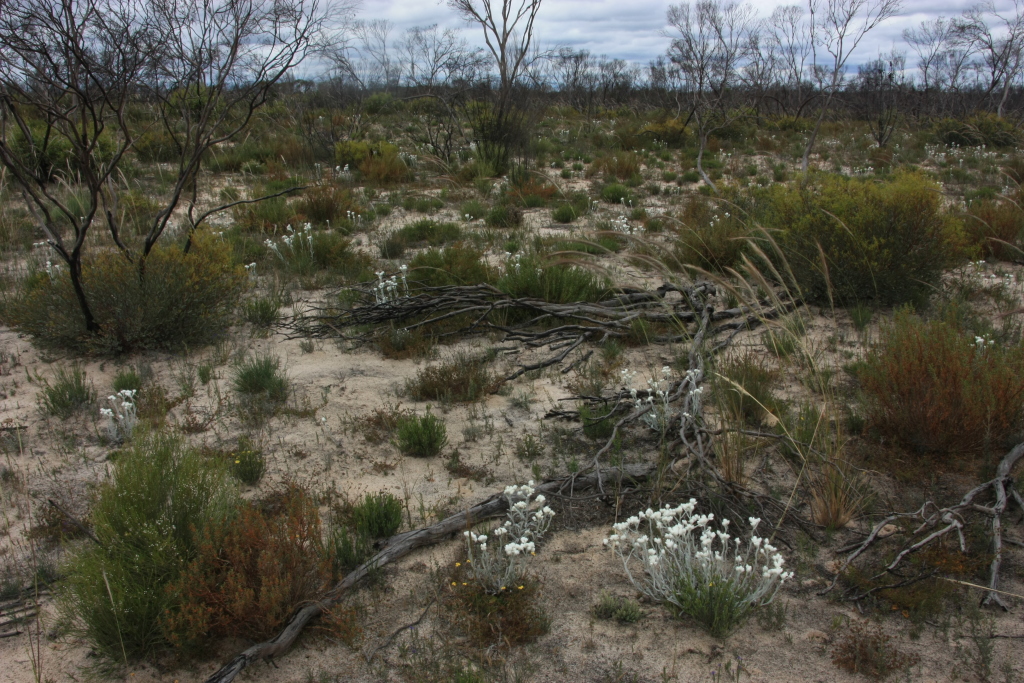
left=455, top=562, right=461, bottom=567
left=517, top=585, right=524, bottom=590
left=501, top=586, right=506, bottom=590
left=451, top=581, right=457, bottom=586
left=462, top=582, right=467, bottom=586
left=235, top=459, right=240, bottom=464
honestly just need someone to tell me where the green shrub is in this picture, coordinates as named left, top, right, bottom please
left=714, top=352, right=780, bottom=426
left=132, top=128, right=179, bottom=163
left=593, top=592, right=643, bottom=623
left=242, top=294, right=281, bottom=329
left=351, top=491, right=403, bottom=538
left=408, top=245, right=495, bottom=289
left=112, top=367, right=143, bottom=394
left=497, top=256, right=610, bottom=303
left=485, top=204, right=523, bottom=228
left=681, top=170, right=700, bottom=183
left=230, top=444, right=266, bottom=485
left=460, top=200, right=487, bottom=220
left=231, top=195, right=294, bottom=232
left=579, top=403, right=616, bottom=440
left=231, top=353, right=288, bottom=403
left=328, top=526, right=372, bottom=574
left=39, top=364, right=95, bottom=419
left=60, top=434, right=237, bottom=662
left=551, top=203, right=578, bottom=223
left=406, top=352, right=494, bottom=403
left=965, top=192, right=1024, bottom=260
left=858, top=309, right=1024, bottom=457
left=763, top=172, right=965, bottom=306
left=396, top=411, right=448, bottom=457
left=297, top=186, right=361, bottom=225
left=7, top=233, right=247, bottom=355
left=600, top=183, right=632, bottom=204
left=672, top=196, right=750, bottom=271
left=932, top=113, right=1020, bottom=148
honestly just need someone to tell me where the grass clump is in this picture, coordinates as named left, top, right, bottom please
left=231, top=353, right=289, bottom=404
left=396, top=411, right=448, bottom=458
left=858, top=309, right=1024, bottom=458
left=60, top=434, right=238, bottom=662
left=39, top=363, right=95, bottom=419
left=593, top=592, right=643, bottom=624
left=600, top=183, right=632, bottom=205
left=241, top=294, right=281, bottom=329
left=406, top=352, right=494, bottom=403
left=112, top=367, right=143, bottom=394
left=762, top=171, right=964, bottom=307
left=351, top=491, right=403, bottom=538
left=485, top=204, right=523, bottom=228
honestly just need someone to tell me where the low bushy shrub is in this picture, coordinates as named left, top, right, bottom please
left=60, top=435, right=238, bottom=662
left=297, top=185, right=361, bottom=225
left=762, top=172, right=965, bottom=306
left=351, top=491, right=403, bottom=538
left=858, top=309, right=1024, bottom=457
left=407, top=245, right=495, bottom=289
left=497, top=255, right=610, bottom=304
left=672, top=196, right=751, bottom=271
left=164, top=485, right=332, bottom=652
left=964, top=192, right=1024, bottom=260
left=485, top=204, right=523, bottom=228
left=600, top=183, right=632, bottom=204
left=7, top=233, right=247, bottom=355
left=406, top=352, right=494, bottom=402
left=231, top=353, right=289, bottom=404
left=396, top=411, right=448, bottom=457
left=39, top=363, right=95, bottom=419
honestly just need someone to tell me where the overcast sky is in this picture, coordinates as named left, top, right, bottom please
left=355, top=0, right=1012, bottom=73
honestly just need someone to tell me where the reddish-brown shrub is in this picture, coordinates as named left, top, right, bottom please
left=832, top=621, right=919, bottom=679
left=858, top=309, right=1024, bottom=458
left=162, top=485, right=332, bottom=652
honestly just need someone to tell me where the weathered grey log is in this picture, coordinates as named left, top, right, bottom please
left=203, top=463, right=658, bottom=683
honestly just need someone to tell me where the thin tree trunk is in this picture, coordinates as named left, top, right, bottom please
left=67, top=255, right=99, bottom=333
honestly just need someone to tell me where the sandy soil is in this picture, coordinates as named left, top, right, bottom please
left=0, top=203, right=1021, bottom=683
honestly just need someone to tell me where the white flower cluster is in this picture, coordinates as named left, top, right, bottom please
left=334, top=164, right=352, bottom=181
left=610, top=214, right=643, bottom=236
left=463, top=481, right=555, bottom=593
left=100, top=389, right=138, bottom=443
left=621, top=366, right=673, bottom=432
left=604, top=500, right=791, bottom=618
left=265, top=223, right=317, bottom=262
left=504, top=252, right=523, bottom=275
left=374, top=265, right=408, bottom=304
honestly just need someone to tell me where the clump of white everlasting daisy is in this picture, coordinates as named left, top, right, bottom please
left=605, top=499, right=791, bottom=637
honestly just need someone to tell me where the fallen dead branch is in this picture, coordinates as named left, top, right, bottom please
left=203, top=463, right=659, bottom=683
left=821, top=442, right=1024, bottom=609
left=283, top=280, right=798, bottom=383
